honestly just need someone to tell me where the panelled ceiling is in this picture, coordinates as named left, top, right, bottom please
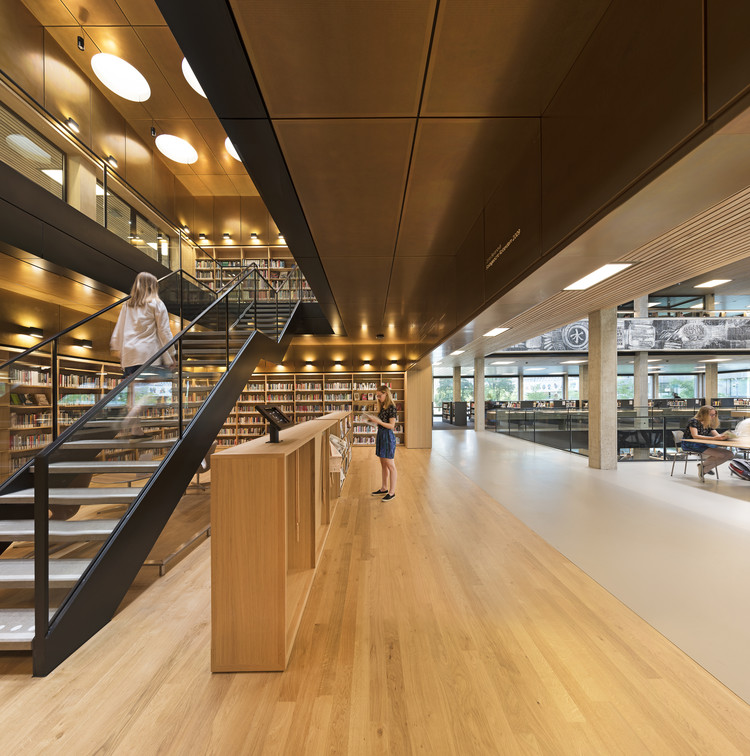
left=15, top=0, right=750, bottom=367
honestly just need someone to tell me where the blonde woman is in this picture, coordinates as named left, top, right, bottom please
left=365, top=385, right=397, bottom=501
left=110, top=272, right=175, bottom=436
left=682, top=405, right=733, bottom=479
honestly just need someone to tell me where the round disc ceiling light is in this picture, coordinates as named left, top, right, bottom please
left=225, top=137, right=241, bottom=162
left=155, top=134, right=198, bottom=164
left=182, top=57, right=207, bottom=98
left=91, top=53, right=151, bottom=102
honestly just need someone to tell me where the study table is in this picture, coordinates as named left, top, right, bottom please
left=688, top=437, right=750, bottom=480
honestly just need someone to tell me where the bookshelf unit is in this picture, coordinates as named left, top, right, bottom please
left=217, top=372, right=406, bottom=449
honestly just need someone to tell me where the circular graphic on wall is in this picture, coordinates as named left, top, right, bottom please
left=561, top=323, right=589, bottom=350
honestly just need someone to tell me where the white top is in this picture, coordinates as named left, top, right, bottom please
left=110, top=299, right=175, bottom=369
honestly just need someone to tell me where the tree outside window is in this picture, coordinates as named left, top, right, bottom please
left=522, top=375, right=563, bottom=401
left=484, top=376, right=519, bottom=401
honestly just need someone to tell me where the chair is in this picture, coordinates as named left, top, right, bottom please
left=670, top=430, right=718, bottom=479
left=190, top=440, right=218, bottom=491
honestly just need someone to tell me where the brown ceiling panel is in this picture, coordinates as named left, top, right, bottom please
left=231, top=0, right=435, bottom=118
left=22, top=0, right=128, bottom=26
left=42, top=31, right=93, bottom=146
left=175, top=174, right=210, bottom=195
left=542, top=1, right=704, bottom=254
left=274, top=119, right=414, bottom=258
left=1, top=1, right=45, bottom=103
left=116, top=0, right=167, bottom=26
left=322, top=257, right=390, bottom=304
left=706, top=0, right=750, bottom=119
left=455, top=215, right=485, bottom=326
left=191, top=118, right=247, bottom=175
left=397, top=118, right=538, bottom=257
left=229, top=175, right=259, bottom=197
left=423, top=0, right=610, bottom=117
left=196, top=175, right=239, bottom=196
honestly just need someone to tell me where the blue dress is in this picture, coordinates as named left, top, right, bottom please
left=375, top=405, right=397, bottom=459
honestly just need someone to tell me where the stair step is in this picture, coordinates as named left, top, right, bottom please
left=0, top=609, right=55, bottom=650
left=35, top=461, right=161, bottom=474
left=0, top=488, right=139, bottom=505
left=83, top=419, right=179, bottom=429
left=61, top=437, right=178, bottom=450
left=0, top=519, right=119, bottom=542
left=0, top=559, right=91, bottom=589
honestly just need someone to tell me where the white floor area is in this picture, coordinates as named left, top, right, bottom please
left=432, top=428, right=750, bottom=705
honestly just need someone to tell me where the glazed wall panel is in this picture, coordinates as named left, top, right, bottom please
left=542, top=0, right=704, bottom=254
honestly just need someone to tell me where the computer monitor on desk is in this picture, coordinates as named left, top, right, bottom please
left=254, top=404, right=293, bottom=443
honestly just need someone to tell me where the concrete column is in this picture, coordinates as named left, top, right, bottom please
left=518, top=374, right=524, bottom=402
left=562, top=373, right=569, bottom=400
left=705, top=363, right=718, bottom=404
left=474, top=357, right=485, bottom=431
left=579, top=365, right=588, bottom=407
left=67, top=156, right=98, bottom=221
left=588, top=308, right=618, bottom=469
left=704, top=293, right=715, bottom=315
left=632, top=296, right=650, bottom=459
left=453, top=366, right=461, bottom=401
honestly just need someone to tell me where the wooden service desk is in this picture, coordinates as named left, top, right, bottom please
left=210, top=412, right=350, bottom=672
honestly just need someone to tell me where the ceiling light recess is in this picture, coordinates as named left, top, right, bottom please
left=91, top=53, right=151, bottom=102
left=695, top=279, right=731, bottom=288
left=450, top=350, right=464, bottom=356
left=484, top=327, right=510, bottom=337
left=155, top=134, right=198, bottom=164
left=225, top=137, right=241, bottom=162
left=564, top=263, right=633, bottom=291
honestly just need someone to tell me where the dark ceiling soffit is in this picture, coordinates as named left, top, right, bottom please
left=155, top=0, right=345, bottom=336
left=0, top=161, right=168, bottom=293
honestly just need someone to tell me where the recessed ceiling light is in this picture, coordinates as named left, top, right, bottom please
left=695, top=279, right=731, bottom=288
left=450, top=350, right=464, bottom=355
left=648, top=359, right=662, bottom=363
left=564, top=263, right=633, bottom=290
left=225, top=137, right=241, bottom=161
left=182, top=57, right=207, bottom=98
left=91, top=53, right=151, bottom=102
left=492, top=360, right=515, bottom=365
left=484, top=327, right=510, bottom=337
left=698, top=358, right=731, bottom=362
left=526, top=367, right=545, bottom=371
left=560, top=360, right=587, bottom=364
left=155, top=134, right=198, bottom=164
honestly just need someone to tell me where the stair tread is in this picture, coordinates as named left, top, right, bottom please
left=0, top=488, right=140, bottom=504
left=0, top=558, right=91, bottom=584
left=61, top=438, right=178, bottom=449
left=0, top=609, right=56, bottom=649
left=42, top=461, right=160, bottom=473
left=0, top=519, right=119, bottom=541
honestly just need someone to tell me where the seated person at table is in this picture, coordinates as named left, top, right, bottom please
left=682, top=406, right=733, bottom=477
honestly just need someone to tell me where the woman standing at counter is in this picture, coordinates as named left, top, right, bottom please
left=682, top=405, right=733, bottom=479
left=366, top=385, right=398, bottom=501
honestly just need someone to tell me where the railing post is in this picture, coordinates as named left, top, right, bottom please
left=33, top=453, right=50, bottom=675
left=177, top=333, right=184, bottom=439
left=225, top=295, right=230, bottom=370
left=51, top=339, right=59, bottom=441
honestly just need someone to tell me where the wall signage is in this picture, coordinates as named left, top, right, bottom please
left=485, top=228, right=521, bottom=270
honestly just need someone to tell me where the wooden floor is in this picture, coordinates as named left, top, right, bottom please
left=1, top=447, right=750, bottom=754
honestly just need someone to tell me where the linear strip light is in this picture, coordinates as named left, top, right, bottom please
left=694, top=279, right=731, bottom=288
left=564, top=263, right=632, bottom=291
left=492, top=361, right=515, bottom=365
left=698, top=358, right=731, bottom=362
left=450, top=350, right=464, bottom=356
left=560, top=360, right=587, bottom=364
left=484, top=327, right=510, bottom=337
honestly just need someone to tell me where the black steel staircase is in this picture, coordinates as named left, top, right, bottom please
left=0, top=264, right=303, bottom=673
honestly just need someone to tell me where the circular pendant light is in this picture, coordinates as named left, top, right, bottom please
left=225, top=137, right=241, bottom=162
left=91, top=53, right=151, bottom=102
left=182, top=57, right=207, bottom=98
left=155, top=134, right=198, bottom=164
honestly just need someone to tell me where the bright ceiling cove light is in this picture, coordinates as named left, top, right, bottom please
left=155, top=134, right=198, bottom=164
left=564, top=263, right=633, bottom=291
left=182, top=57, right=207, bottom=98
left=492, top=360, right=515, bottom=365
left=647, top=302, right=662, bottom=307
left=690, top=303, right=704, bottom=309
left=695, top=279, right=731, bottom=288
left=699, top=358, right=731, bottom=362
left=484, top=327, right=510, bottom=337
left=91, top=53, right=151, bottom=102
left=225, top=137, right=241, bottom=161
left=560, top=360, right=587, bottom=364
left=450, top=350, right=464, bottom=356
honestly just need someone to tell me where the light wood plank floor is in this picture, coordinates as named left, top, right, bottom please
left=1, top=446, right=750, bottom=754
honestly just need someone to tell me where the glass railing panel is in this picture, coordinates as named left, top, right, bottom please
left=532, top=409, right=571, bottom=452
left=568, top=411, right=589, bottom=455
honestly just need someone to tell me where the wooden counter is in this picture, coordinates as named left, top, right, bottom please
left=210, top=412, right=350, bottom=672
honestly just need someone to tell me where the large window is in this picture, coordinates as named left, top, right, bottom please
left=617, top=376, right=634, bottom=399
left=657, top=374, right=697, bottom=399
left=718, top=371, right=750, bottom=398
left=522, top=375, right=563, bottom=401
left=568, top=376, right=579, bottom=400
left=485, top=376, right=519, bottom=401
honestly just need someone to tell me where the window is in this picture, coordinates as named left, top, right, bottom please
left=460, top=377, right=474, bottom=402
left=657, top=375, right=697, bottom=399
left=617, top=376, right=634, bottom=399
left=485, top=376, right=518, bottom=401
left=522, top=376, right=563, bottom=401
left=718, top=371, right=750, bottom=398
left=568, top=376, right=579, bottom=400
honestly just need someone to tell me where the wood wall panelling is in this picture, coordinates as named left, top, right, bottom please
left=405, top=363, right=432, bottom=449
left=123, top=123, right=154, bottom=199
left=454, top=214, right=485, bottom=325
left=541, top=0, right=704, bottom=252
left=0, top=0, right=45, bottom=102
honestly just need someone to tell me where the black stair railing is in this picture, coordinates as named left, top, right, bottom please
left=26, top=264, right=301, bottom=675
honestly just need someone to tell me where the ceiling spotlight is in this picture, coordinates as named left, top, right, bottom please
left=225, top=137, right=241, bottom=161
left=106, top=155, right=118, bottom=169
left=181, top=225, right=190, bottom=234
left=91, top=53, right=151, bottom=102
left=150, top=126, right=156, bottom=137
left=65, top=117, right=80, bottom=134
left=250, top=232, right=259, bottom=241
left=198, top=233, right=206, bottom=241
left=223, top=232, right=231, bottom=240
left=564, top=263, right=633, bottom=290
left=76, top=35, right=85, bottom=51
left=181, top=57, right=207, bottom=98
left=155, top=134, right=198, bottom=164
